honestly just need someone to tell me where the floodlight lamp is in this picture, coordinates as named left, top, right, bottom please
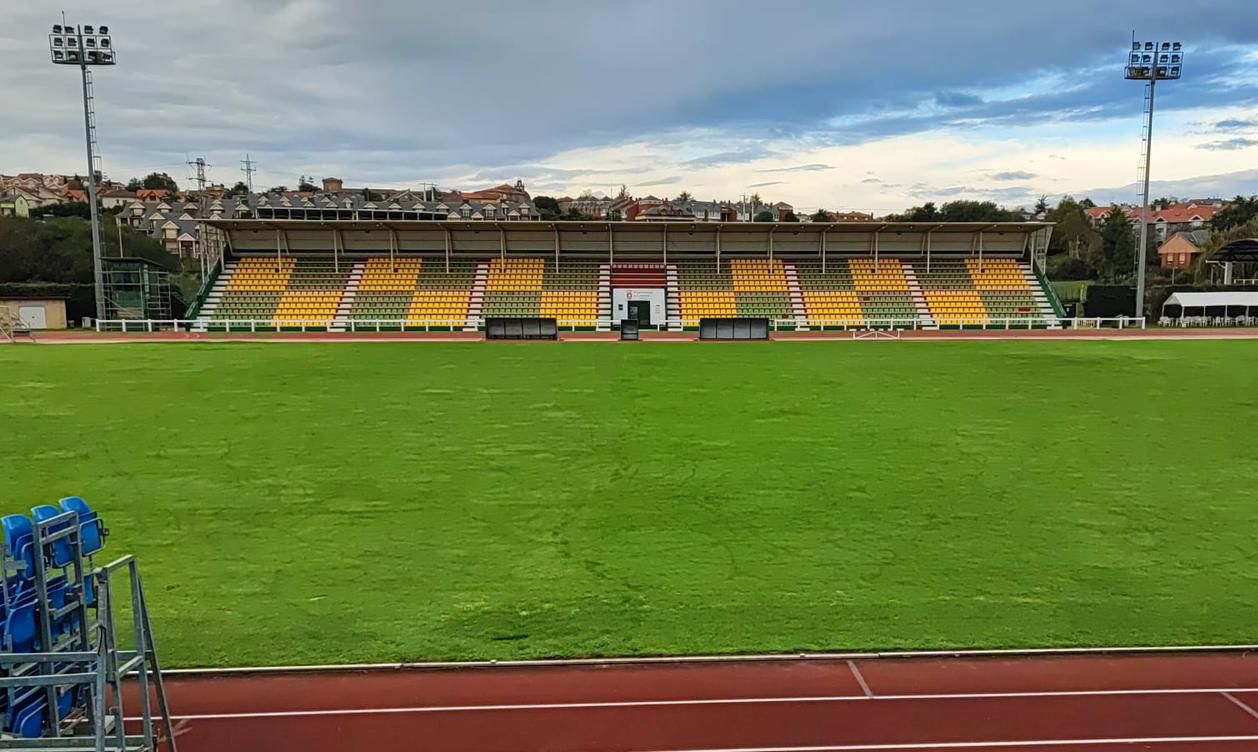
left=1144, top=41, right=1154, bottom=50
left=1172, top=42, right=1182, bottom=50
left=100, top=37, right=110, bottom=48
left=53, top=24, right=62, bottom=33
left=85, top=37, right=96, bottom=48
left=52, top=50, right=64, bottom=61
left=67, top=50, right=79, bottom=62
left=99, top=25, right=108, bottom=34
left=52, top=36, right=63, bottom=46
left=1170, top=65, right=1180, bottom=77
left=67, top=36, right=77, bottom=47
left=84, top=25, right=94, bottom=34
left=1131, top=41, right=1140, bottom=51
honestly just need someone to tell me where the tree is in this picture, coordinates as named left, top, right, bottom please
left=225, top=181, right=250, bottom=198
left=1034, top=195, right=1050, bottom=215
left=781, top=211, right=799, bottom=222
left=125, top=178, right=143, bottom=192
left=754, top=209, right=775, bottom=222
left=533, top=195, right=562, bottom=220
left=297, top=176, right=318, bottom=192
left=0, top=215, right=181, bottom=320
left=676, top=191, right=692, bottom=203
left=30, top=202, right=93, bottom=220
left=268, top=185, right=288, bottom=194
left=1079, top=197, right=1096, bottom=209
left=615, top=184, right=630, bottom=200
left=1211, top=196, right=1258, bottom=232
left=606, top=209, right=622, bottom=221
left=142, top=172, right=179, bottom=192
left=1094, top=207, right=1136, bottom=281
left=1047, top=196, right=1101, bottom=265
left=810, top=209, right=831, bottom=222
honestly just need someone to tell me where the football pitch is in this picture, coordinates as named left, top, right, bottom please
left=1, top=340, right=1255, bottom=668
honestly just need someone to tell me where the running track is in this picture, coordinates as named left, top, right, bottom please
left=133, top=652, right=1258, bottom=751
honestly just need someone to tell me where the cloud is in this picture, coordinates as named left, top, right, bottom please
left=683, top=147, right=777, bottom=167
left=936, top=91, right=983, bottom=108
left=861, top=177, right=881, bottom=184
left=745, top=181, right=785, bottom=189
left=633, top=176, right=683, bottom=187
left=991, top=170, right=1037, bottom=181
left=757, top=163, right=834, bottom=173
left=1199, top=137, right=1258, bottom=151
left=3, top=0, right=1258, bottom=214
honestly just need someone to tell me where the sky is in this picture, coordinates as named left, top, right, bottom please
left=4, top=0, right=1258, bottom=214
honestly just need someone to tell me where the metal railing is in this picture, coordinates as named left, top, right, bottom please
left=82, top=316, right=1149, bottom=333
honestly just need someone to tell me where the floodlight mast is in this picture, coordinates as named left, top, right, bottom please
left=49, top=18, right=117, bottom=321
left=1124, top=37, right=1183, bottom=320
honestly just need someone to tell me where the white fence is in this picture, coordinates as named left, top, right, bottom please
left=83, top=316, right=1148, bottom=333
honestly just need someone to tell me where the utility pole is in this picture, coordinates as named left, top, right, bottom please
left=187, top=156, right=211, bottom=192
left=241, top=153, right=257, bottom=194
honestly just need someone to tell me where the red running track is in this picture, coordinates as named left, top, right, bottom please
left=128, top=651, right=1258, bottom=752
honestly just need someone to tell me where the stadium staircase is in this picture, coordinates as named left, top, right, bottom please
left=465, top=261, right=489, bottom=331
left=597, top=264, right=612, bottom=331
left=781, top=261, right=809, bottom=330
left=191, top=258, right=237, bottom=329
left=900, top=264, right=937, bottom=329
left=333, top=262, right=366, bottom=332
left=665, top=265, right=682, bottom=331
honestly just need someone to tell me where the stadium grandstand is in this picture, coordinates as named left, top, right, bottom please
left=186, top=219, right=1063, bottom=332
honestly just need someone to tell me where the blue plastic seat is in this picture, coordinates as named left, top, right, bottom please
left=30, top=505, right=73, bottom=568
left=2, top=515, right=35, bottom=579
left=11, top=692, right=45, bottom=738
left=4, top=598, right=36, bottom=653
left=58, top=498, right=103, bottom=555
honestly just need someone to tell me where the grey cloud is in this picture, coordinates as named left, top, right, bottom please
left=758, top=164, right=834, bottom=173
left=991, top=171, right=1036, bottom=181
left=1199, top=137, right=1258, bottom=151
left=861, top=177, right=881, bottom=184
left=746, top=181, right=785, bottom=188
left=935, top=91, right=983, bottom=108
left=683, top=147, right=777, bottom=167
left=634, top=176, right=684, bottom=187
left=4, top=0, right=1258, bottom=194
left=1215, top=118, right=1256, bottom=130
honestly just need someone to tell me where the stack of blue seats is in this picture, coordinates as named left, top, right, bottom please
left=0, top=497, right=107, bottom=739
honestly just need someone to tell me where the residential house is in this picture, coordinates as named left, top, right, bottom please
left=771, top=201, right=795, bottom=221
left=557, top=195, right=614, bottom=218
left=1158, top=229, right=1209, bottom=269
left=0, top=193, right=31, bottom=218
left=98, top=188, right=138, bottom=209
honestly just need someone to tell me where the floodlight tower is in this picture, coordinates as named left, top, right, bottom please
left=1124, top=37, right=1183, bottom=319
left=49, top=19, right=117, bottom=321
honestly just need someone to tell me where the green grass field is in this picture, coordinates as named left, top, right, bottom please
left=2, top=341, right=1256, bottom=668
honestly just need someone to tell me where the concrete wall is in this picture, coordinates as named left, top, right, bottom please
left=1, top=299, right=68, bottom=330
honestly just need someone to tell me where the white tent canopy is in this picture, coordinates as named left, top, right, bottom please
left=1163, top=292, right=1258, bottom=309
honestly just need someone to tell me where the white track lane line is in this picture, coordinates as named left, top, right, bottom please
left=1222, top=692, right=1258, bottom=722
left=124, top=686, right=1258, bottom=721
left=847, top=660, right=874, bottom=698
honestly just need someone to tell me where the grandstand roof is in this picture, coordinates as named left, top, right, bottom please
left=205, top=218, right=1052, bottom=256
left=206, top=218, right=1050, bottom=233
